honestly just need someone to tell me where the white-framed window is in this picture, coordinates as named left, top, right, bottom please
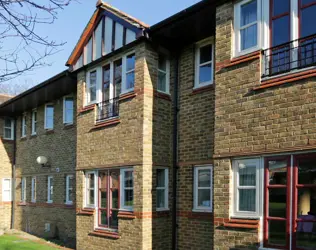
left=31, top=177, right=36, bottom=203
left=2, top=178, right=11, bottom=202
left=85, top=171, right=96, bottom=208
left=66, top=174, right=74, bottom=205
left=157, top=55, right=170, bottom=94
left=122, top=53, right=135, bottom=94
left=44, top=104, right=54, bottom=130
left=3, top=118, right=14, bottom=140
left=21, top=177, right=26, bottom=202
left=120, top=168, right=134, bottom=211
left=86, top=70, right=97, bottom=105
left=156, top=168, right=169, bottom=210
left=47, top=176, right=53, bottom=203
left=195, top=38, right=214, bottom=88
left=233, top=158, right=261, bottom=217
left=234, top=0, right=261, bottom=57
left=63, top=96, right=74, bottom=125
left=21, top=113, right=27, bottom=137
left=31, top=109, right=37, bottom=135
left=193, top=165, right=212, bottom=212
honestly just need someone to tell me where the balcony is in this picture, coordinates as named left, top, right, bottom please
left=262, top=34, right=316, bottom=78
left=96, top=97, right=119, bottom=122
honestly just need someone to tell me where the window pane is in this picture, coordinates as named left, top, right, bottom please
left=198, top=189, right=211, bottom=207
left=111, top=170, right=119, bottom=189
left=126, top=72, right=135, bottom=90
left=272, top=0, right=290, bottom=17
left=158, top=56, right=167, bottom=71
left=199, top=63, right=212, bottom=84
left=268, top=220, right=287, bottom=246
left=100, top=210, right=107, bottom=226
left=100, top=190, right=107, bottom=208
left=4, top=128, right=11, bottom=139
left=89, top=72, right=97, bottom=102
left=268, top=159, right=287, bottom=185
left=297, top=187, right=316, bottom=216
left=46, top=106, right=54, bottom=117
left=239, top=165, right=256, bottom=186
left=157, top=169, right=165, bottom=188
left=240, top=0, right=257, bottom=26
left=297, top=158, right=316, bottom=184
left=124, top=171, right=133, bottom=188
left=239, top=189, right=256, bottom=212
left=126, top=54, right=135, bottom=71
left=4, top=119, right=11, bottom=127
left=198, top=169, right=210, bottom=187
left=50, top=179, right=53, bottom=196
left=157, top=189, right=165, bottom=208
left=241, top=24, right=257, bottom=50
left=99, top=172, right=107, bottom=189
left=200, top=44, right=212, bottom=64
left=301, top=0, right=316, bottom=6
left=112, top=189, right=119, bottom=209
left=301, top=5, right=316, bottom=37
left=272, top=16, right=290, bottom=46
left=269, top=188, right=287, bottom=218
left=89, top=189, right=94, bottom=205
left=69, top=188, right=74, bottom=202
left=158, top=71, right=167, bottom=92
left=110, top=210, right=118, bottom=228
left=89, top=174, right=94, bottom=188
left=114, top=60, right=122, bottom=97
left=124, top=189, right=133, bottom=207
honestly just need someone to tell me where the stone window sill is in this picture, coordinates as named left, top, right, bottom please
left=117, top=211, right=136, bottom=219
left=119, top=91, right=137, bottom=101
left=155, top=91, right=171, bottom=101
left=45, top=130, right=54, bottom=135
left=89, top=230, right=120, bottom=239
left=92, top=117, right=120, bottom=130
left=77, top=208, right=95, bottom=216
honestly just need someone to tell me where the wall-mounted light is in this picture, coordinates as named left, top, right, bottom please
left=36, top=156, right=49, bottom=168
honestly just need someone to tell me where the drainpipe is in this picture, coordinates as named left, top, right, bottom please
left=11, top=117, right=17, bottom=229
left=172, top=55, right=179, bottom=250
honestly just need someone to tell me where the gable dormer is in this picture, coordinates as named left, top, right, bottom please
left=66, top=0, right=148, bottom=71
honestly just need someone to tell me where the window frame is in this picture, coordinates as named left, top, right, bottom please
left=2, top=178, right=11, bottom=202
left=65, top=174, right=74, bottom=205
left=232, top=158, right=261, bottom=218
left=194, top=38, right=215, bottom=89
left=21, top=177, right=26, bottom=202
left=3, top=118, right=14, bottom=140
left=156, top=168, right=169, bottom=211
left=85, top=171, right=97, bottom=208
left=31, top=177, right=36, bottom=203
left=233, top=0, right=261, bottom=57
left=31, top=109, right=37, bottom=135
left=120, top=168, right=134, bottom=211
left=86, top=70, right=98, bottom=106
left=122, top=52, right=135, bottom=94
left=157, top=55, right=170, bottom=94
left=63, top=96, right=74, bottom=125
left=44, top=104, right=54, bottom=130
left=21, top=113, right=27, bottom=138
left=193, top=165, right=213, bottom=212
left=47, top=176, right=53, bottom=203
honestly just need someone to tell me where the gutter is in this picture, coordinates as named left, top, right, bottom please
left=11, top=117, right=17, bottom=229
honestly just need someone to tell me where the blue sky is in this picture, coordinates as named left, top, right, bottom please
left=8, top=0, right=202, bottom=90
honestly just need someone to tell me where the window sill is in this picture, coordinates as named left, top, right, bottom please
left=155, top=91, right=171, bottom=101
left=17, top=202, right=27, bottom=206
left=156, top=208, right=170, bottom=212
left=45, top=129, right=54, bottom=135
left=223, top=218, right=260, bottom=230
left=192, top=209, right=212, bottom=213
left=77, top=208, right=95, bottom=215
left=46, top=201, right=53, bottom=204
left=191, top=84, right=214, bottom=95
left=63, top=124, right=75, bottom=130
left=92, top=117, right=120, bottom=130
left=30, top=134, right=37, bottom=138
left=20, top=136, right=27, bottom=141
left=89, top=230, right=120, bottom=239
left=193, top=82, right=213, bottom=90
left=117, top=211, right=136, bottom=219
left=79, top=104, right=95, bottom=113
left=119, top=91, right=137, bottom=101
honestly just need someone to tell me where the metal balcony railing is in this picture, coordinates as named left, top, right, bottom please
left=96, top=97, right=119, bottom=122
left=262, top=34, right=316, bottom=77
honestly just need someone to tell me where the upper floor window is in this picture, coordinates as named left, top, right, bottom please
left=234, top=0, right=260, bottom=56
left=195, top=39, right=214, bottom=88
left=193, top=165, right=212, bottom=212
left=87, top=71, right=97, bottom=105
left=66, top=175, right=74, bottom=205
left=45, top=104, right=54, bottom=130
left=2, top=178, right=11, bottom=202
left=158, top=55, right=170, bottom=94
left=31, top=109, right=37, bottom=135
left=21, top=113, right=27, bottom=137
left=31, top=177, right=36, bottom=203
left=3, top=118, right=14, bottom=140
left=47, top=176, right=53, bottom=203
left=123, top=53, right=135, bottom=93
left=21, top=177, right=26, bottom=202
left=63, top=97, right=74, bottom=125
left=156, top=168, right=169, bottom=210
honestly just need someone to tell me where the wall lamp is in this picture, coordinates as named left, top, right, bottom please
left=36, top=156, right=50, bottom=168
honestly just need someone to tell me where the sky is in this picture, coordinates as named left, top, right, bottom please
left=7, top=0, right=202, bottom=91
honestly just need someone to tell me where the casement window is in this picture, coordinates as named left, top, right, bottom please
left=63, top=97, right=74, bottom=125
left=234, top=0, right=260, bottom=56
left=85, top=172, right=96, bottom=208
left=156, top=168, right=169, bottom=210
left=66, top=175, right=74, bottom=205
left=195, top=39, right=214, bottom=88
left=193, top=166, right=213, bottom=212
left=157, top=55, right=170, bottom=94
left=122, top=53, right=135, bottom=93
left=2, top=178, right=11, bottom=202
left=3, top=118, right=14, bottom=140
left=44, top=104, right=54, bottom=130
left=120, top=169, right=134, bottom=211
left=31, top=177, right=36, bottom=203
left=21, top=177, right=26, bottom=202
left=87, top=71, right=97, bottom=105
left=31, top=110, right=37, bottom=135
left=21, top=113, right=27, bottom=137
left=233, top=158, right=261, bottom=217
left=47, top=176, right=53, bottom=203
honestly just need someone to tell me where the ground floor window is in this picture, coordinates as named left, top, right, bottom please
left=193, top=165, right=212, bottom=212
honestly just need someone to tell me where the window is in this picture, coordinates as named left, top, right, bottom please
left=193, top=166, right=212, bottom=212
left=21, top=113, right=27, bottom=137
left=233, top=159, right=260, bottom=217
left=21, top=177, right=26, bottom=202
left=3, top=118, right=14, bottom=140
left=63, top=97, right=74, bottom=124
left=66, top=175, right=74, bottom=205
left=31, top=110, right=37, bottom=135
left=47, top=176, right=53, bottom=203
left=234, top=0, right=260, bottom=56
left=122, top=53, right=135, bottom=93
left=45, top=104, right=54, bottom=130
left=120, top=169, right=134, bottom=211
left=87, top=71, right=97, bottom=104
left=2, top=178, right=11, bottom=202
left=195, top=39, right=214, bottom=88
left=31, top=177, right=36, bottom=202
left=85, top=172, right=96, bottom=207
left=156, top=168, right=169, bottom=210
left=157, top=55, right=170, bottom=94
